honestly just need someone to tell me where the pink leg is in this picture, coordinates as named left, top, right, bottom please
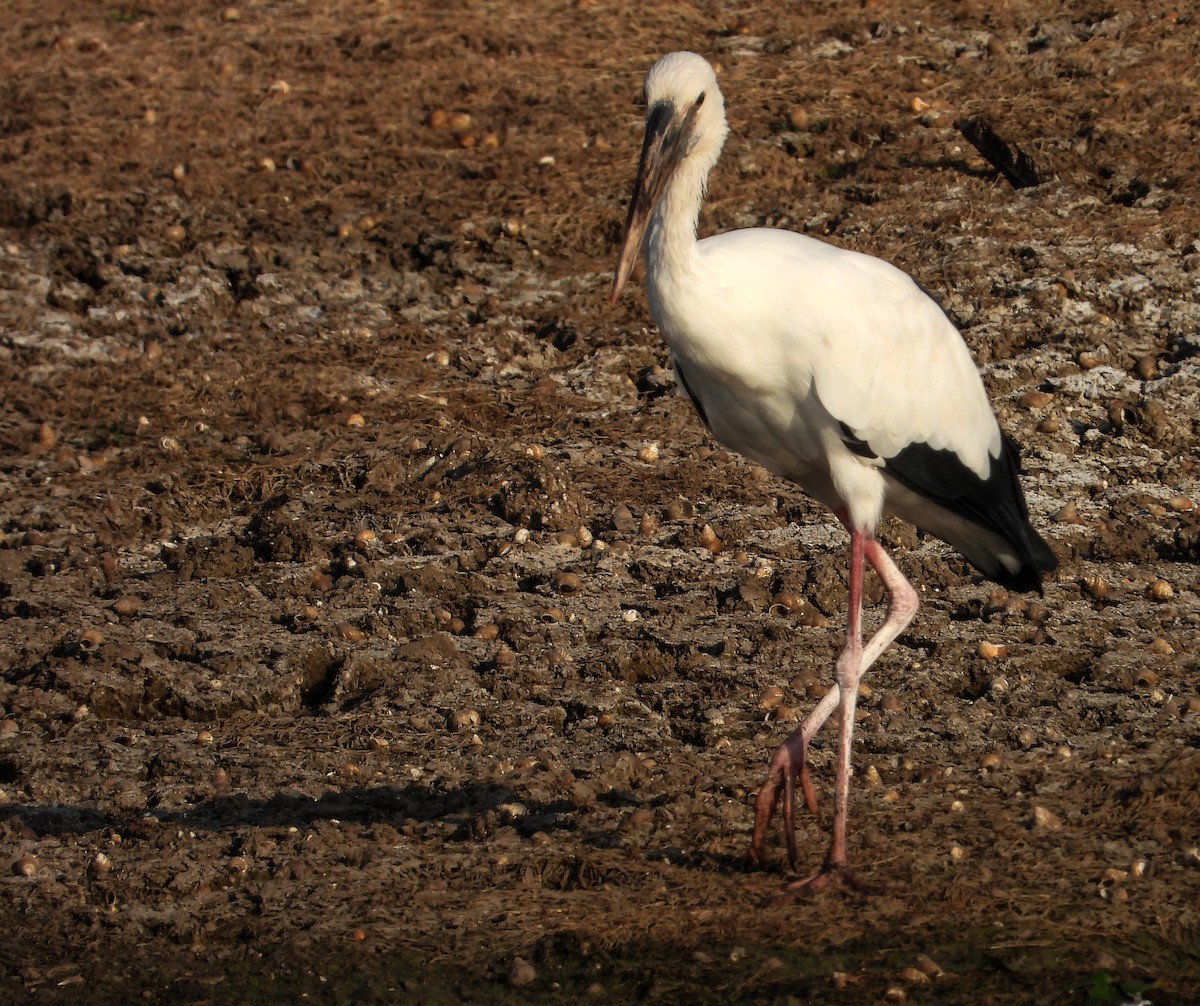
left=748, top=524, right=919, bottom=893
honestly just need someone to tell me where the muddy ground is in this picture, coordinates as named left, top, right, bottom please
left=1, top=1, right=1199, bottom=1003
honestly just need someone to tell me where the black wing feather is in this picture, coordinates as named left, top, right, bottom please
left=842, top=424, right=1056, bottom=592
left=674, top=359, right=713, bottom=432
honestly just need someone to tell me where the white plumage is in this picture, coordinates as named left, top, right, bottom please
left=611, top=51, right=1055, bottom=895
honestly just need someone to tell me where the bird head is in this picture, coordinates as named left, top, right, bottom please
left=610, top=52, right=728, bottom=304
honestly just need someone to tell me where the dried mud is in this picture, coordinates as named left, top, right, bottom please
left=1, top=2, right=1199, bottom=1003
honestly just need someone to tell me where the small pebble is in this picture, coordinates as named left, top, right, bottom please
left=1135, top=355, right=1158, bottom=380
left=448, top=709, right=481, bottom=731
left=1107, top=400, right=1134, bottom=429
left=1020, top=390, right=1054, bottom=409
left=13, top=854, right=38, bottom=877
left=112, top=596, right=141, bottom=617
left=1032, top=805, right=1062, bottom=829
left=335, top=622, right=366, bottom=643
left=769, top=591, right=804, bottom=615
left=552, top=571, right=581, bottom=594
left=664, top=500, right=692, bottom=521
left=698, top=524, right=722, bottom=554
left=913, top=954, right=943, bottom=978
left=508, top=957, right=536, bottom=988
left=978, top=640, right=1006, bottom=660
left=1054, top=502, right=1083, bottom=524
left=1147, top=579, right=1174, bottom=601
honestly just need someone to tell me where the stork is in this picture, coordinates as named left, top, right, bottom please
left=609, top=51, right=1056, bottom=895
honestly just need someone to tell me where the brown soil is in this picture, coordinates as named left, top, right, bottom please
left=2, top=1, right=1199, bottom=1003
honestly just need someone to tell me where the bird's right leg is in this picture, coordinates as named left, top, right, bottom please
left=747, top=686, right=835, bottom=870
left=748, top=525, right=866, bottom=871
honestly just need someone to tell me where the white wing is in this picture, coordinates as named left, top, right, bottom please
left=679, top=229, right=1002, bottom=480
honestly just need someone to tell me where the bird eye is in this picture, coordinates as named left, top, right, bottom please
left=694, top=92, right=706, bottom=109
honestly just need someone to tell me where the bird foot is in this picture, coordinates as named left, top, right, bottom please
left=764, top=863, right=871, bottom=905
left=747, top=730, right=820, bottom=871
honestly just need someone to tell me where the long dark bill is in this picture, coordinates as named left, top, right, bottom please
left=609, top=99, right=692, bottom=305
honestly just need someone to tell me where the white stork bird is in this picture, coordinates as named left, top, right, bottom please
left=610, top=51, right=1056, bottom=895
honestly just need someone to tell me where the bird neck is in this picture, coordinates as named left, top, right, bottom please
left=646, top=157, right=708, bottom=283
